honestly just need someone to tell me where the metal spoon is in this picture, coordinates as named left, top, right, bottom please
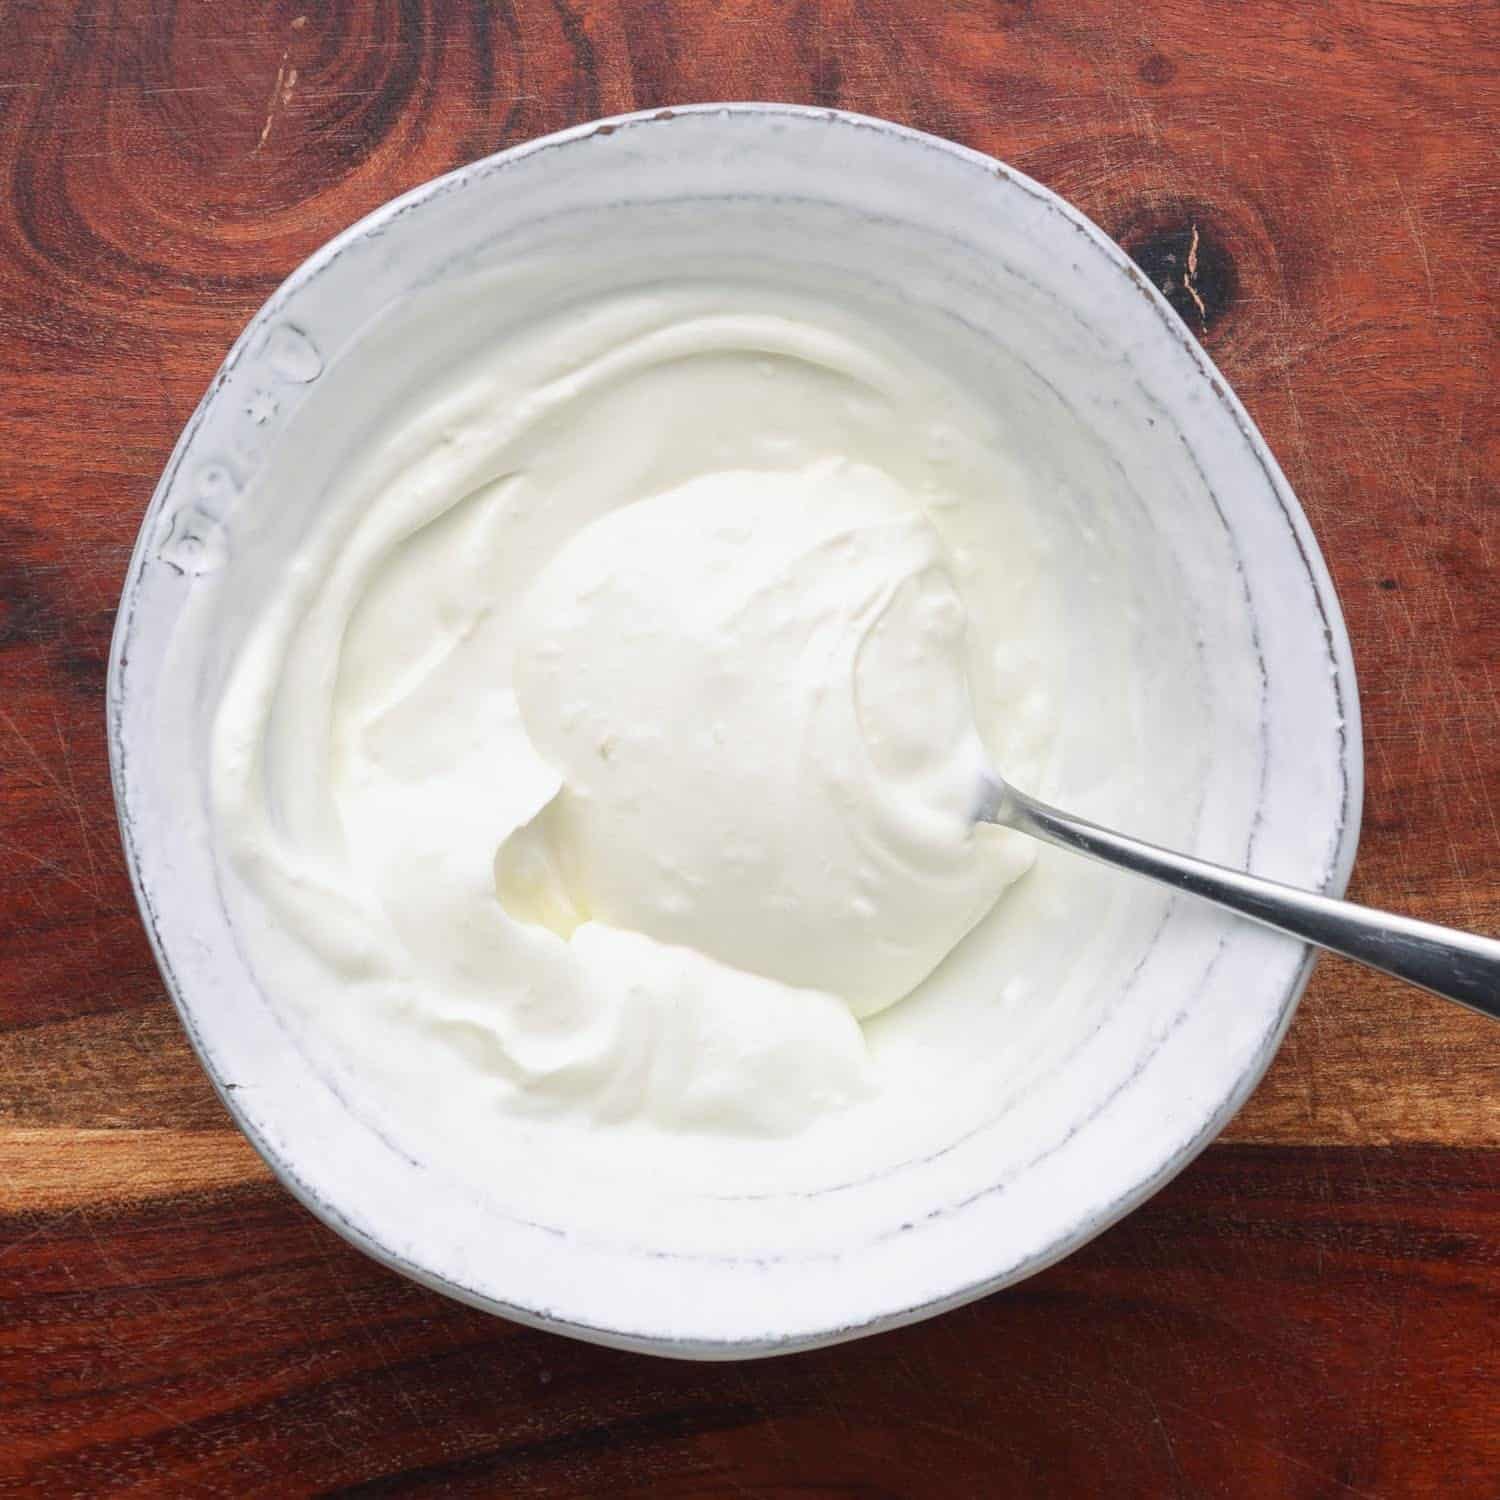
left=975, top=773, right=1500, bottom=1020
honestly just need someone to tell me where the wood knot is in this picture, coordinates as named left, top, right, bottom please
left=1120, top=211, right=1237, bottom=337
left=1138, top=53, right=1176, bottom=86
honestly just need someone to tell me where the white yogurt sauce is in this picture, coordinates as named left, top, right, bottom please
left=211, top=279, right=1191, bottom=1212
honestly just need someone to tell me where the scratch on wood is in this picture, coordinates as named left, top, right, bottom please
left=0, top=836, right=100, bottom=901
left=1182, top=222, right=1209, bottom=328
left=253, top=49, right=297, bottom=155
left=50, top=705, right=102, bottom=907
left=1392, top=175, right=1436, bottom=311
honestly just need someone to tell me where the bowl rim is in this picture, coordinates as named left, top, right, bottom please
left=107, top=101, right=1364, bottom=1359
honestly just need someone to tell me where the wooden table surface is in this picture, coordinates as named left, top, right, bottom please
left=2, top=2, right=1497, bottom=1494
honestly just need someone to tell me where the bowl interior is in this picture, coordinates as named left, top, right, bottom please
left=110, top=105, right=1359, bottom=1356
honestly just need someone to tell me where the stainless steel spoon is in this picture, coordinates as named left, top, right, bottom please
left=975, top=773, right=1500, bottom=1020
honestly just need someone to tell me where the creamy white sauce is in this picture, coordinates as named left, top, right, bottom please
left=212, top=279, right=1193, bottom=1214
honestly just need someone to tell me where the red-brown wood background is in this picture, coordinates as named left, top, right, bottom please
left=2, top=2, right=1498, bottom=1494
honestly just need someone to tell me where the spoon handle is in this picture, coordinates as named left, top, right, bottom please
left=987, top=785, right=1500, bottom=1021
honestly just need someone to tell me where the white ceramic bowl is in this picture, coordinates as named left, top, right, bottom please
left=109, top=104, right=1361, bottom=1358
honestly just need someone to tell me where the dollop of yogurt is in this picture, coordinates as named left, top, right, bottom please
left=498, top=460, right=1030, bottom=1018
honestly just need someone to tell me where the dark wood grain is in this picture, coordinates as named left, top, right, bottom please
left=4, top=1149, right=1498, bottom=1496
left=1, top=0, right=1497, bottom=1493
